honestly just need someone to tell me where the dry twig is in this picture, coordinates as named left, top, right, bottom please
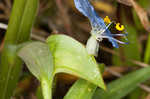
left=100, top=46, right=149, bottom=67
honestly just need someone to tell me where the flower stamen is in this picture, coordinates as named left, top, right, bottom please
left=104, top=16, right=111, bottom=24
left=116, top=23, right=124, bottom=31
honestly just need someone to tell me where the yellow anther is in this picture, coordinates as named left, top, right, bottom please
left=116, top=23, right=124, bottom=31
left=104, top=16, right=111, bottom=24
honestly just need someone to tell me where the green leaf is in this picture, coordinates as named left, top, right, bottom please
left=64, top=79, right=96, bottom=99
left=92, top=67, right=150, bottom=99
left=46, top=34, right=105, bottom=89
left=63, top=64, right=105, bottom=99
left=18, top=42, right=53, bottom=80
left=18, top=42, right=54, bottom=99
left=127, top=87, right=142, bottom=99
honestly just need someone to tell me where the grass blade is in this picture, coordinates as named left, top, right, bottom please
left=64, top=79, right=96, bottom=99
left=0, top=0, right=38, bottom=98
left=93, top=67, right=150, bottom=99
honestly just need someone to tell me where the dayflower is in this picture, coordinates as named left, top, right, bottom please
left=74, top=0, right=128, bottom=56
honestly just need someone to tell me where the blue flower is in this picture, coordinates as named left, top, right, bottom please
left=74, top=0, right=128, bottom=48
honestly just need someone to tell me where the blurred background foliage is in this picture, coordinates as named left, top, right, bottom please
left=0, top=0, right=150, bottom=99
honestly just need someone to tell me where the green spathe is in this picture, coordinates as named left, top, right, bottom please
left=46, top=34, right=105, bottom=90
left=18, top=42, right=54, bottom=99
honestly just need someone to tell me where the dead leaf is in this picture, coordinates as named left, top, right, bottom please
left=116, top=0, right=150, bottom=32
left=130, top=0, right=150, bottom=32
left=117, top=0, right=132, bottom=6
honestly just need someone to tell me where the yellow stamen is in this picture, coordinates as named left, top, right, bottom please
left=104, top=16, right=111, bottom=24
left=116, top=23, right=124, bottom=31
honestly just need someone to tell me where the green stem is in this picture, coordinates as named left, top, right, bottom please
left=0, top=0, right=38, bottom=98
left=41, top=78, right=52, bottom=99
left=144, top=34, right=150, bottom=64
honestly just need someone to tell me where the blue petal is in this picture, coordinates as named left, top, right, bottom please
left=93, top=13, right=106, bottom=29
left=74, top=0, right=95, bottom=20
left=74, top=0, right=105, bottom=29
left=104, top=30, right=128, bottom=48
left=102, top=30, right=119, bottom=48
left=108, top=38, right=119, bottom=48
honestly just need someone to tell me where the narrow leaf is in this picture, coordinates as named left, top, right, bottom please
left=0, top=0, right=38, bottom=98
left=93, top=67, right=150, bottom=99
left=64, top=79, right=96, bottom=99
left=144, top=35, right=150, bottom=64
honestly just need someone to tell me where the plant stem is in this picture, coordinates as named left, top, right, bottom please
left=0, top=0, right=38, bottom=98
left=41, top=78, right=52, bottom=99
left=144, top=34, right=150, bottom=64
